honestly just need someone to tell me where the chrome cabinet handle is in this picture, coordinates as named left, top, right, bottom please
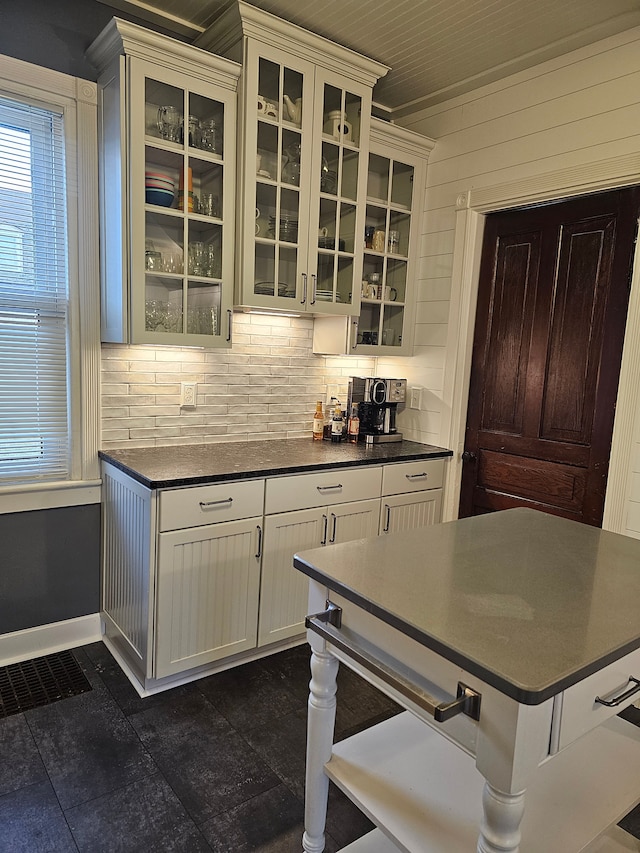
left=310, top=274, right=317, bottom=305
left=382, top=504, right=391, bottom=532
left=255, top=525, right=263, bottom=559
left=316, top=484, right=342, bottom=493
left=595, top=676, right=640, bottom=707
left=351, top=319, right=359, bottom=350
left=305, top=604, right=481, bottom=723
left=406, top=472, right=428, bottom=481
left=321, top=514, right=328, bottom=545
left=226, top=308, right=232, bottom=343
left=329, top=512, right=337, bottom=543
left=199, top=498, right=233, bottom=509
left=301, top=273, right=307, bottom=305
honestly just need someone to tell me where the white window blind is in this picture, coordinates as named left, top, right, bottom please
left=0, top=96, right=70, bottom=484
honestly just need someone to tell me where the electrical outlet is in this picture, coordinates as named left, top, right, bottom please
left=409, top=386, right=422, bottom=410
left=181, top=381, right=197, bottom=408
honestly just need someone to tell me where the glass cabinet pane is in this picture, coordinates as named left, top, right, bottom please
left=391, top=161, right=413, bottom=209
left=142, top=69, right=229, bottom=344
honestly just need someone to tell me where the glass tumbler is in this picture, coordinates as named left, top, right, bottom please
left=157, top=106, right=181, bottom=142
left=188, top=241, right=205, bottom=276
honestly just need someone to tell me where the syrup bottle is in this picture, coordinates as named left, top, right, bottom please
left=312, top=400, right=324, bottom=441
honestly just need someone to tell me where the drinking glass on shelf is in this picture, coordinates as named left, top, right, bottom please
left=156, top=106, right=181, bottom=142
left=199, top=119, right=217, bottom=153
left=204, top=244, right=218, bottom=278
left=188, top=241, right=205, bottom=275
left=180, top=115, right=201, bottom=148
left=388, top=230, right=400, bottom=253
left=200, top=193, right=219, bottom=218
left=163, top=252, right=183, bottom=274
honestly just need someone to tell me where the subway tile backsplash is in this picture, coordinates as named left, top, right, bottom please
left=101, top=312, right=375, bottom=448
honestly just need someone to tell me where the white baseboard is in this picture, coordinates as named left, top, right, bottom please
left=0, top=613, right=103, bottom=667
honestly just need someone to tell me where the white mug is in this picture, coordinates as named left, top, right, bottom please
left=319, top=227, right=328, bottom=238
left=257, top=95, right=267, bottom=115
left=384, top=286, right=397, bottom=301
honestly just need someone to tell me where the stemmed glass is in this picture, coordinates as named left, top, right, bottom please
left=157, top=106, right=181, bottom=142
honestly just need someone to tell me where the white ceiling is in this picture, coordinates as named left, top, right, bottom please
left=101, top=0, right=640, bottom=113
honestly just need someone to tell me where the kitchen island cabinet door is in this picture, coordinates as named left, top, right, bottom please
left=258, top=498, right=380, bottom=647
left=155, top=517, right=262, bottom=678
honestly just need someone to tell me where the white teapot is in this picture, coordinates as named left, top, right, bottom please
left=283, top=95, right=303, bottom=125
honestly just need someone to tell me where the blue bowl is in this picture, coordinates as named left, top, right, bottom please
left=145, top=188, right=174, bottom=207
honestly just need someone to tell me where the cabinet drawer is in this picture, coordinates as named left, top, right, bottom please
left=158, top=479, right=265, bottom=531
left=558, top=645, right=640, bottom=750
left=382, top=459, right=444, bottom=496
left=265, top=466, right=382, bottom=514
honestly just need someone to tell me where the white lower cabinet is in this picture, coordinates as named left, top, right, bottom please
left=101, top=454, right=447, bottom=691
left=155, top=517, right=262, bottom=678
left=258, top=498, right=380, bottom=647
left=380, top=458, right=444, bottom=535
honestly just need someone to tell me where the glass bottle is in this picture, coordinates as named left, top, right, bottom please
left=348, top=404, right=360, bottom=443
left=331, top=405, right=344, bottom=443
left=313, top=400, right=324, bottom=441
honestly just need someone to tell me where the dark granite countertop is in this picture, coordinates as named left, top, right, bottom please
left=99, top=438, right=452, bottom=489
left=295, top=508, right=640, bottom=705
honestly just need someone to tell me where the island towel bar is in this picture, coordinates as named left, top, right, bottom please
left=305, top=602, right=481, bottom=723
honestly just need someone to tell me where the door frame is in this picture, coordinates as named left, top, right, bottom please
left=440, top=152, right=640, bottom=531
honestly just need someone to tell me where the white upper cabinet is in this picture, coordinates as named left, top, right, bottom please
left=313, top=119, right=435, bottom=355
left=88, top=19, right=241, bottom=346
left=196, top=1, right=388, bottom=315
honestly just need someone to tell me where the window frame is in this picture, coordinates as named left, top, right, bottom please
left=0, top=55, right=101, bottom=513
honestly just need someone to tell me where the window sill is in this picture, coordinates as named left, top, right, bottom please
left=0, top=480, right=101, bottom=514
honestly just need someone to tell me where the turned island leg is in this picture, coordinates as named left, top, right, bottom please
left=303, top=645, right=339, bottom=853
left=477, top=782, right=526, bottom=853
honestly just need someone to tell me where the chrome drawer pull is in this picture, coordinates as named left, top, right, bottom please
left=595, top=676, right=640, bottom=707
left=405, top=472, right=428, bottom=480
left=316, top=484, right=342, bottom=492
left=199, top=498, right=233, bottom=509
left=305, top=605, right=481, bottom=723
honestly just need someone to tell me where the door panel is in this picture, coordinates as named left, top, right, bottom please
left=482, top=231, right=540, bottom=435
left=460, top=187, right=640, bottom=525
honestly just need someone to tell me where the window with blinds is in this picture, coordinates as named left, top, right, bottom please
left=0, top=96, right=70, bottom=484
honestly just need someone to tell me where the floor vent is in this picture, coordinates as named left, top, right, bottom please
left=0, top=649, right=92, bottom=718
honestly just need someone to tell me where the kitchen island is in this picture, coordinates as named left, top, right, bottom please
left=294, top=508, right=640, bottom=852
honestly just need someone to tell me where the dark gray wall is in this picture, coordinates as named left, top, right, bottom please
left=0, top=505, right=100, bottom=633
left=0, top=0, right=181, bottom=81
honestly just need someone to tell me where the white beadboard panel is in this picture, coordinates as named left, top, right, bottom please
left=155, top=519, right=261, bottom=678
left=102, top=465, right=152, bottom=666
left=629, top=473, right=640, bottom=502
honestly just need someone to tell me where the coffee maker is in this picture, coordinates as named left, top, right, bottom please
left=347, top=377, right=407, bottom=444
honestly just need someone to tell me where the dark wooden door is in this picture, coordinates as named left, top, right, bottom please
left=459, top=186, right=640, bottom=526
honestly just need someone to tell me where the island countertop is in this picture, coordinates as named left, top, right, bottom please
left=294, top=508, right=640, bottom=704
left=99, top=438, right=452, bottom=489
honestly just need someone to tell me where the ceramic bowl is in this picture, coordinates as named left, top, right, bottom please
left=145, top=187, right=174, bottom=207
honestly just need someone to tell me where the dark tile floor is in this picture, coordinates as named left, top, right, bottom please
left=0, top=641, right=638, bottom=852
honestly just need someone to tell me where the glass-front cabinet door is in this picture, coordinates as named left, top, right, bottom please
left=238, top=42, right=371, bottom=316
left=358, top=152, right=414, bottom=350
left=312, top=119, right=433, bottom=356
left=89, top=19, right=240, bottom=346
left=129, top=59, right=235, bottom=345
